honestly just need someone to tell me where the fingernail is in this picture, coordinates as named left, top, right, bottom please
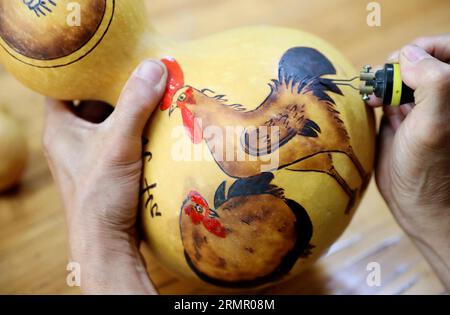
left=135, top=60, right=164, bottom=84
left=402, top=45, right=429, bottom=63
left=387, top=51, right=399, bottom=62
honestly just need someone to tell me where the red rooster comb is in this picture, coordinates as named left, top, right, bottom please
left=160, top=57, right=185, bottom=111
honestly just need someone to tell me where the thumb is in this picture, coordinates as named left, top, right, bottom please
left=399, top=45, right=450, bottom=150
left=399, top=44, right=450, bottom=97
left=109, top=60, right=167, bottom=139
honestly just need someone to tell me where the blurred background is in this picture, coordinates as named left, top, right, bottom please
left=0, top=0, right=449, bottom=294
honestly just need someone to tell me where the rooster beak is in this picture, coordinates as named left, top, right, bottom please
left=208, top=208, right=220, bottom=219
left=168, top=102, right=177, bottom=116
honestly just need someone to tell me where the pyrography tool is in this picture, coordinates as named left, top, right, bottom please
left=332, top=64, right=415, bottom=106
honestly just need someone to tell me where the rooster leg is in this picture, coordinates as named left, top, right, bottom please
left=320, top=154, right=357, bottom=214
left=344, top=148, right=368, bottom=188
left=286, top=153, right=356, bottom=214
left=326, top=165, right=357, bottom=214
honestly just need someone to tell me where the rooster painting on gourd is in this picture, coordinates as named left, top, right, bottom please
left=158, top=47, right=368, bottom=287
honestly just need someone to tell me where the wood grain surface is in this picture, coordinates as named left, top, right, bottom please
left=0, top=0, right=448, bottom=294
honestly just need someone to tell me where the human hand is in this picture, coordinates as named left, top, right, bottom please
left=367, top=34, right=450, bottom=290
left=43, top=60, right=167, bottom=294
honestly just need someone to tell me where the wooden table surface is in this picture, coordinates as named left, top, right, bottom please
left=0, top=0, right=448, bottom=295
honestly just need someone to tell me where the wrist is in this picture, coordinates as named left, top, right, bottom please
left=388, top=198, right=448, bottom=241
left=67, top=220, right=156, bottom=294
left=68, top=216, right=133, bottom=260
left=388, top=201, right=450, bottom=290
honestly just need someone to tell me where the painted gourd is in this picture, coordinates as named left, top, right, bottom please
left=0, top=0, right=375, bottom=287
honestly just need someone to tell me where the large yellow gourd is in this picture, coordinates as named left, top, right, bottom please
left=0, top=0, right=375, bottom=287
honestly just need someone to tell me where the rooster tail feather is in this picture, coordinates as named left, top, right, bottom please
left=277, top=47, right=343, bottom=104
left=228, top=172, right=276, bottom=199
left=214, top=181, right=227, bottom=209
left=299, top=119, right=321, bottom=138
left=213, top=173, right=285, bottom=208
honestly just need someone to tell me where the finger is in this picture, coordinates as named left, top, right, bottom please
left=387, top=50, right=399, bottom=63
left=411, top=34, right=450, bottom=63
left=42, top=99, right=88, bottom=170
left=399, top=44, right=450, bottom=91
left=383, top=105, right=404, bottom=131
left=399, top=103, right=414, bottom=116
left=366, top=92, right=383, bottom=107
left=399, top=44, right=450, bottom=122
left=374, top=115, right=395, bottom=200
left=44, top=98, right=88, bottom=137
left=109, top=60, right=167, bottom=139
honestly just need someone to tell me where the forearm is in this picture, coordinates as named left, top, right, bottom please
left=69, top=227, right=157, bottom=295
left=394, top=203, right=450, bottom=292
left=413, top=236, right=450, bottom=292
